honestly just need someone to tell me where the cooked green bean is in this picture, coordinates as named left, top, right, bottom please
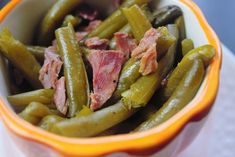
left=8, top=89, right=54, bottom=109
left=37, top=0, right=83, bottom=45
left=160, top=45, right=215, bottom=101
left=109, top=4, right=152, bottom=49
left=175, top=16, right=186, bottom=42
left=121, top=25, right=178, bottom=108
left=135, top=59, right=205, bottom=131
left=39, top=115, right=65, bottom=131
left=111, top=27, right=176, bottom=102
left=122, top=4, right=152, bottom=41
left=27, top=46, right=46, bottom=62
left=153, top=5, right=182, bottom=28
left=0, top=28, right=42, bottom=89
left=51, top=101, right=137, bottom=137
left=19, top=102, right=53, bottom=125
left=87, top=0, right=149, bottom=39
left=182, top=39, right=194, bottom=56
left=56, top=24, right=89, bottom=117
left=62, top=15, right=81, bottom=27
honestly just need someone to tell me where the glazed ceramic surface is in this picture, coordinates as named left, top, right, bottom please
left=0, top=0, right=221, bottom=156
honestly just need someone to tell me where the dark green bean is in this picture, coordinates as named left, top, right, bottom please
left=182, top=38, right=194, bottom=56
left=37, top=0, right=83, bottom=45
left=19, top=102, right=54, bottom=125
left=122, top=4, right=152, bottom=41
left=160, top=45, right=215, bottom=101
left=8, top=89, right=54, bottom=109
left=39, top=115, right=65, bottom=131
left=62, top=15, right=81, bottom=27
left=0, top=28, right=42, bottom=88
left=56, top=24, right=89, bottom=117
left=27, top=46, right=45, bottom=63
left=153, top=5, right=182, bottom=28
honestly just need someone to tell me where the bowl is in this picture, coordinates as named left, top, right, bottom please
left=0, top=0, right=222, bottom=156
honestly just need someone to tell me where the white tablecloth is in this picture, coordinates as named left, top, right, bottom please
left=1, top=45, right=235, bottom=157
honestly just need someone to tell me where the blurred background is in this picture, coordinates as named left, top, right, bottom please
left=1, top=0, right=235, bottom=52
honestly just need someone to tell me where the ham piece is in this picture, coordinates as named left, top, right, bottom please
left=114, top=32, right=137, bottom=60
left=131, top=28, right=159, bottom=75
left=85, top=37, right=109, bottom=50
left=88, top=50, right=125, bottom=110
left=84, top=20, right=102, bottom=32
left=39, top=46, right=63, bottom=89
left=53, top=77, right=68, bottom=115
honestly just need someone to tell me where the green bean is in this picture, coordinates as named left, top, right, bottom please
left=175, top=16, right=186, bottom=42
left=160, top=45, right=215, bottom=101
left=122, top=4, right=152, bottom=41
left=109, top=4, right=152, bottom=49
left=182, top=39, right=194, bottom=56
left=39, top=115, right=65, bottom=131
left=8, top=89, right=54, bottom=109
left=56, top=24, right=89, bottom=117
left=121, top=25, right=179, bottom=108
left=75, top=106, right=93, bottom=118
left=135, top=59, right=205, bottom=131
left=111, top=26, right=176, bottom=102
left=0, top=28, right=42, bottom=88
left=153, top=5, right=182, bottom=28
left=87, top=0, right=149, bottom=39
left=62, top=15, right=81, bottom=27
left=19, top=102, right=53, bottom=125
left=37, top=0, right=83, bottom=45
left=27, top=46, right=45, bottom=63
left=51, top=101, right=137, bottom=137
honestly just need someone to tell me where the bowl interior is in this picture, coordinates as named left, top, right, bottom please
left=0, top=0, right=209, bottom=128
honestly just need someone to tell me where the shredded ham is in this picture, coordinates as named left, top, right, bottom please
left=139, top=43, right=158, bottom=75
left=39, top=46, right=63, bottom=89
left=85, top=37, right=109, bottom=50
left=115, top=32, right=137, bottom=60
left=53, top=77, right=68, bottom=115
left=88, top=50, right=125, bottom=110
left=84, top=20, right=102, bottom=32
left=74, top=20, right=102, bottom=42
left=131, top=28, right=159, bottom=75
left=75, top=32, right=88, bottom=42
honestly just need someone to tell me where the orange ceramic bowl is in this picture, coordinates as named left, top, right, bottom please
left=0, top=0, right=222, bottom=156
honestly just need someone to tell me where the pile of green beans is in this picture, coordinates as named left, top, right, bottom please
left=0, top=0, right=216, bottom=137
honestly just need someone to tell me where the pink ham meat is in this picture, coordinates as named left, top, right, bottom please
left=88, top=50, right=125, bottom=110
left=115, top=32, right=137, bottom=60
left=39, top=46, right=63, bottom=89
left=139, top=43, right=158, bottom=75
left=85, top=37, right=109, bottom=50
left=74, top=20, right=102, bottom=42
left=54, top=77, right=68, bottom=115
left=131, top=28, right=159, bottom=75
left=84, top=20, right=102, bottom=32
left=75, top=32, right=88, bottom=42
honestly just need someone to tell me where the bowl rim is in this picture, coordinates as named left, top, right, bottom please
left=0, top=0, right=222, bottom=156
